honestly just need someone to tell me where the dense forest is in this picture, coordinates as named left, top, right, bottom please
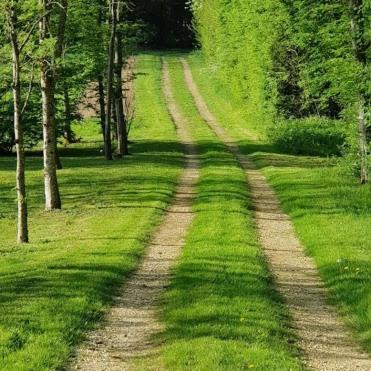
left=0, top=1, right=370, bottom=370
left=192, top=0, right=370, bottom=163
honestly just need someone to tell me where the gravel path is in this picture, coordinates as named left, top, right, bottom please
left=69, top=60, right=199, bottom=371
left=181, top=58, right=371, bottom=371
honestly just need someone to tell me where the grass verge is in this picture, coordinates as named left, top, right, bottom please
left=186, top=51, right=371, bottom=352
left=0, top=54, right=183, bottom=370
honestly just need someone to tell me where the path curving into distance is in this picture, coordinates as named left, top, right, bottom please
left=181, top=58, right=371, bottom=371
left=69, top=60, right=199, bottom=371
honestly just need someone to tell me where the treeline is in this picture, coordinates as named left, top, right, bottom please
left=0, top=0, right=149, bottom=243
left=191, top=0, right=370, bottom=182
left=131, top=0, right=194, bottom=48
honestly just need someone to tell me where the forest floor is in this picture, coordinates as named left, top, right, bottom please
left=0, top=52, right=370, bottom=371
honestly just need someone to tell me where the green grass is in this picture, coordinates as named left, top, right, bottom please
left=186, top=52, right=371, bottom=351
left=137, top=56, right=303, bottom=370
left=0, top=54, right=183, bottom=370
left=1, top=50, right=369, bottom=370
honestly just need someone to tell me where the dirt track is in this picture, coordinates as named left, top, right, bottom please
left=181, top=58, right=371, bottom=371
left=69, top=61, right=199, bottom=371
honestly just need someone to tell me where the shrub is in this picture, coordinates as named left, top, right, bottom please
left=268, top=116, right=348, bottom=156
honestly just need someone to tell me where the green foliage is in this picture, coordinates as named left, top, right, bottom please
left=0, top=0, right=149, bottom=153
left=268, top=117, right=348, bottom=157
left=191, top=0, right=369, bottom=164
left=191, top=0, right=289, bottom=129
left=0, top=1, right=42, bottom=152
left=0, top=86, right=42, bottom=153
left=192, top=0, right=365, bottom=119
left=277, top=1, right=363, bottom=119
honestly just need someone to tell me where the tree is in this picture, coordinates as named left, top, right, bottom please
left=4, top=2, right=29, bottom=243
left=349, top=0, right=369, bottom=184
left=39, top=0, right=68, bottom=210
left=115, top=2, right=129, bottom=157
left=104, top=0, right=117, bottom=160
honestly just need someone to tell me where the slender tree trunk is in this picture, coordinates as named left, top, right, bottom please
left=63, top=85, right=74, bottom=143
left=40, top=64, right=62, bottom=209
left=357, top=97, right=368, bottom=184
left=114, top=31, right=128, bottom=157
left=104, top=0, right=116, bottom=160
left=8, top=6, right=28, bottom=243
left=40, top=0, right=61, bottom=210
left=350, top=0, right=368, bottom=184
left=96, top=1, right=106, bottom=143
left=98, top=74, right=106, bottom=140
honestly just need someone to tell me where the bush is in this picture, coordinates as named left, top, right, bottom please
left=268, top=116, right=348, bottom=156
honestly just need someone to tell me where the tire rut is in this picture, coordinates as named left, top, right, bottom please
left=68, top=60, right=199, bottom=371
left=181, top=58, right=370, bottom=371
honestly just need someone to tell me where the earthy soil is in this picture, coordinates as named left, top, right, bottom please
left=77, top=81, right=99, bottom=119
left=123, top=57, right=136, bottom=125
left=181, top=58, right=371, bottom=371
left=78, top=58, right=136, bottom=121
left=69, top=61, right=199, bottom=371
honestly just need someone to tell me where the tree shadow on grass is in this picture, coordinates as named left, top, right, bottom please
left=0, top=135, right=369, bottom=368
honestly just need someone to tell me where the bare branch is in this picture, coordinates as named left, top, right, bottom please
left=21, top=63, right=35, bottom=115
left=19, top=10, right=53, bottom=53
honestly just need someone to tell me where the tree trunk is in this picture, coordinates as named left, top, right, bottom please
left=350, top=0, right=368, bottom=184
left=114, top=30, right=128, bottom=157
left=40, top=0, right=61, bottom=210
left=357, top=97, right=368, bottom=184
left=8, top=6, right=29, bottom=243
left=97, top=1, right=106, bottom=144
left=41, top=65, right=62, bottom=209
left=98, top=74, right=106, bottom=140
left=104, top=0, right=116, bottom=160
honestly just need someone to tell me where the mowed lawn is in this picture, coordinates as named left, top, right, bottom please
left=136, top=56, right=303, bottom=370
left=186, top=52, right=371, bottom=352
left=0, top=54, right=183, bottom=370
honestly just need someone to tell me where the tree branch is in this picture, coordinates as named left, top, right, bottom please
left=21, top=63, right=35, bottom=115
left=19, top=10, right=54, bottom=53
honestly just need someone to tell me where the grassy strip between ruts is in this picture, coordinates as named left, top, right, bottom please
left=136, top=55, right=303, bottom=370
left=186, top=52, right=371, bottom=352
left=0, top=54, right=183, bottom=370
